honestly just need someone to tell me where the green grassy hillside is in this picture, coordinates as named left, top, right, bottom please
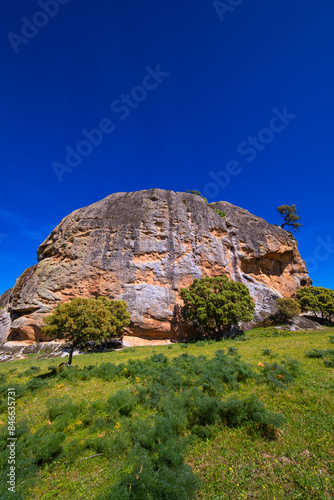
left=1, top=327, right=334, bottom=499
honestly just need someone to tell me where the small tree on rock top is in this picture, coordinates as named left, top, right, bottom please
left=277, top=204, right=302, bottom=232
left=180, top=276, right=255, bottom=337
left=42, top=296, right=130, bottom=366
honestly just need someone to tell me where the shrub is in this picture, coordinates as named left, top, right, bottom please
left=262, top=348, right=276, bottom=357
left=106, top=389, right=138, bottom=417
left=219, top=394, right=285, bottom=437
left=212, top=208, right=226, bottom=218
left=183, top=388, right=220, bottom=427
left=25, top=378, right=49, bottom=392
left=161, top=394, right=188, bottom=435
left=180, top=276, right=255, bottom=336
left=305, top=349, right=326, bottom=359
left=106, top=416, right=200, bottom=500
left=25, top=427, right=66, bottom=465
left=281, top=357, right=303, bottom=378
left=18, top=366, right=41, bottom=378
left=260, top=362, right=295, bottom=389
left=276, top=297, right=301, bottom=320
left=46, top=396, right=84, bottom=421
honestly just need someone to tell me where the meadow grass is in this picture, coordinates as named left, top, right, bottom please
left=0, top=326, right=333, bottom=499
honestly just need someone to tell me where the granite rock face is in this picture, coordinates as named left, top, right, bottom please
left=2, top=190, right=311, bottom=341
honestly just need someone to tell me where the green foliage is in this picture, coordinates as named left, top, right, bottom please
left=107, top=420, right=199, bottom=499
left=262, top=348, right=276, bottom=357
left=0, top=340, right=303, bottom=499
left=2, top=328, right=333, bottom=499
left=106, top=389, right=138, bottom=417
left=180, top=276, right=255, bottom=336
left=25, top=377, right=49, bottom=392
left=306, top=348, right=334, bottom=359
left=227, top=346, right=238, bottom=356
left=186, top=190, right=209, bottom=205
left=304, top=347, right=334, bottom=368
left=276, top=297, right=301, bottom=320
left=18, top=366, right=41, bottom=378
left=212, top=207, right=226, bottom=218
left=329, top=336, right=334, bottom=344
left=277, top=204, right=302, bottom=232
left=46, top=396, right=84, bottom=422
left=296, top=286, right=334, bottom=322
left=42, top=297, right=130, bottom=365
left=219, top=394, right=285, bottom=437
left=281, top=357, right=303, bottom=378
left=29, top=428, right=66, bottom=465
left=43, top=296, right=130, bottom=343
left=259, top=362, right=296, bottom=390
left=306, top=348, right=326, bottom=359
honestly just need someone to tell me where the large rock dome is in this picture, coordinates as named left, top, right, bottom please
left=0, top=189, right=311, bottom=342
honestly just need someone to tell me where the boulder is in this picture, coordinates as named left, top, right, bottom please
left=1, top=189, right=311, bottom=342
left=287, top=316, right=322, bottom=331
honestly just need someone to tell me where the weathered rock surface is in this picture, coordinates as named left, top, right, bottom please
left=0, top=310, right=11, bottom=343
left=1, top=189, right=311, bottom=341
left=287, top=316, right=322, bottom=331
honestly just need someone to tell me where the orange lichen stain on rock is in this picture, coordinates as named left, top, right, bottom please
left=135, top=268, right=156, bottom=285
left=132, top=252, right=168, bottom=264
left=199, top=261, right=227, bottom=277
left=208, top=228, right=226, bottom=238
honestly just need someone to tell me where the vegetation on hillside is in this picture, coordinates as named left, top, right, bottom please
left=42, top=297, right=130, bottom=366
left=0, top=327, right=333, bottom=498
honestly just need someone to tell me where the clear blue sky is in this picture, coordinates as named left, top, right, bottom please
left=1, top=0, right=333, bottom=295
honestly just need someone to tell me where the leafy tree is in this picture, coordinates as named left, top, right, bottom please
left=296, top=286, right=334, bottom=322
left=180, top=276, right=255, bottom=336
left=42, top=297, right=130, bottom=366
left=277, top=204, right=302, bottom=232
left=276, top=297, right=301, bottom=320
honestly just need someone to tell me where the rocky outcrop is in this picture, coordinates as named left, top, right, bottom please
left=0, top=288, right=12, bottom=343
left=0, top=310, right=11, bottom=343
left=0, top=288, right=12, bottom=308
left=287, top=316, right=322, bottom=331
left=1, top=189, right=311, bottom=341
